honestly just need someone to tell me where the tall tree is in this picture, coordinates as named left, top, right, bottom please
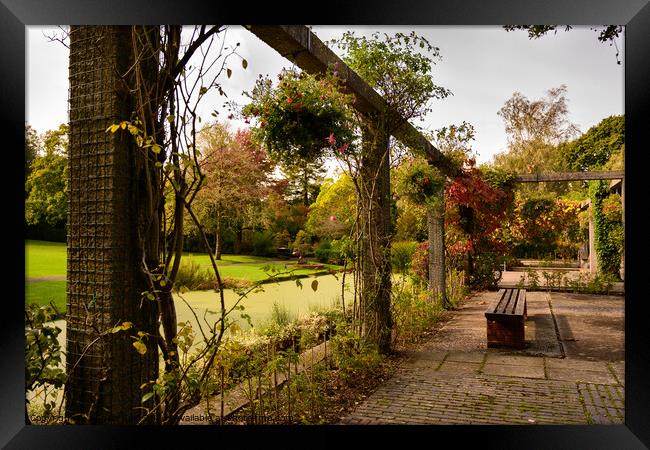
left=280, top=158, right=326, bottom=206
left=25, top=124, right=40, bottom=181
left=193, top=124, right=273, bottom=258
left=563, top=115, right=624, bottom=171
left=493, top=85, right=579, bottom=194
left=25, top=124, right=69, bottom=226
left=305, top=172, right=357, bottom=240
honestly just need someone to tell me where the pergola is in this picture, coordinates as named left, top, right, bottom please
left=514, top=170, right=625, bottom=275
left=64, top=24, right=624, bottom=424
left=64, top=24, right=452, bottom=424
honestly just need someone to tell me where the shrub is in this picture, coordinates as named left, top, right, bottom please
left=469, top=251, right=504, bottom=290
left=25, top=304, right=66, bottom=424
left=329, top=237, right=354, bottom=265
left=174, top=258, right=215, bottom=292
left=329, top=320, right=383, bottom=382
left=253, top=230, right=277, bottom=257
left=445, top=268, right=468, bottom=309
left=391, top=278, right=444, bottom=347
left=314, top=240, right=332, bottom=263
left=391, top=241, right=418, bottom=273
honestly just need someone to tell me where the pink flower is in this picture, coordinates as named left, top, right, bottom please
left=338, top=143, right=349, bottom=154
left=287, top=97, right=293, bottom=103
left=326, top=133, right=336, bottom=146
left=329, top=215, right=336, bottom=222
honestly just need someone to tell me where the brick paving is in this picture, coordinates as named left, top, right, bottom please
left=339, top=291, right=625, bottom=425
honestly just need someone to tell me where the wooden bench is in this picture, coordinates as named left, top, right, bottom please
left=485, top=288, right=527, bottom=349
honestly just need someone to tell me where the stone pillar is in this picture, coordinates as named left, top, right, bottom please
left=66, top=26, right=159, bottom=424
left=588, top=200, right=597, bottom=274
left=427, top=183, right=446, bottom=307
left=359, top=117, right=392, bottom=354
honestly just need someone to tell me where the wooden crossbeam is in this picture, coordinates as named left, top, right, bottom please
left=514, top=170, right=624, bottom=183
left=245, top=25, right=441, bottom=163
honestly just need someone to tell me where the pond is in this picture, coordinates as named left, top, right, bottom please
left=50, top=273, right=353, bottom=349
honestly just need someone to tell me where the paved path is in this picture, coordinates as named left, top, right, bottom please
left=339, top=291, right=624, bottom=425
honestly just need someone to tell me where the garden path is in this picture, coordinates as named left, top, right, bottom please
left=339, top=290, right=624, bottom=424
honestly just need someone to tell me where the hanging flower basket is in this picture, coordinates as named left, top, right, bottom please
left=242, top=68, right=356, bottom=164
left=395, top=156, right=445, bottom=206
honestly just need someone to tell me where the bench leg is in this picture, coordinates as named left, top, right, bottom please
left=487, top=318, right=526, bottom=349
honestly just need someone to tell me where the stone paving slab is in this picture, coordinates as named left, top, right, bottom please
left=546, top=367, right=618, bottom=385
left=481, top=362, right=546, bottom=379
left=436, top=361, right=481, bottom=374
left=445, top=351, right=485, bottom=363
left=487, top=354, right=545, bottom=367
left=339, top=291, right=625, bottom=425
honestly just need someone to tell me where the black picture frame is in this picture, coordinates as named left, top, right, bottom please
left=4, top=0, right=649, bottom=448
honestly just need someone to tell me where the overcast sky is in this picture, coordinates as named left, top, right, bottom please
left=26, top=25, right=624, bottom=166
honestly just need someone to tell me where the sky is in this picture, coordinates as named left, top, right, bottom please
left=26, top=25, right=624, bottom=167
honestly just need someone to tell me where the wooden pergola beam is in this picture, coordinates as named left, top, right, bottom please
left=514, top=170, right=624, bottom=183
left=245, top=25, right=441, bottom=163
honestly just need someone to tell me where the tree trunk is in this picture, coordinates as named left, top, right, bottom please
left=215, top=211, right=222, bottom=260
left=66, top=26, right=158, bottom=424
left=303, top=164, right=309, bottom=206
left=358, top=117, right=392, bottom=354
left=234, top=226, right=242, bottom=254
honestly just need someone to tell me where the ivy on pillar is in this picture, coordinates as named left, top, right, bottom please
left=427, top=160, right=447, bottom=307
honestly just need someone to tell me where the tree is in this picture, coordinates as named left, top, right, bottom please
left=25, top=124, right=40, bottom=181
left=25, top=124, right=69, bottom=226
left=493, top=85, right=579, bottom=195
left=563, top=115, right=624, bottom=171
left=305, top=172, right=357, bottom=240
left=280, top=158, right=327, bottom=206
left=503, top=25, right=623, bottom=64
left=193, top=124, right=273, bottom=258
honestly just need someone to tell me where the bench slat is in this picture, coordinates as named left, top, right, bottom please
left=488, top=289, right=506, bottom=314
left=514, top=289, right=526, bottom=316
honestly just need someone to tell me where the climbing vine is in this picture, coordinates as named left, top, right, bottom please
left=589, top=180, right=623, bottom=278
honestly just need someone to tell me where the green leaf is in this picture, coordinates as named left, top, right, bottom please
left=227, top=68, right=232, bottom=79
left=111, top=321, right=133, bottom=333
left=295, top=278, right=303, bottom=289
left=311, top=279, right=319, bottom=292
left=133, top=341, right=147, bottom=355
left=199, top=86, right=208, bottom=96
left=142, top=392, right=154, bottom=403
left=242, top=59, right=248, bottom=69
left=151, top=144, right=162, bottom=154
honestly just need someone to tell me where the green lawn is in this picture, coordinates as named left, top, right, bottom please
left=25, top=240, right=342, bottom=314
left=25, top=280, right=67, bottom=314
left=25, top=240, right=67, bottom=278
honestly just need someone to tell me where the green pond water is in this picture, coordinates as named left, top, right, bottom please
left=31, top=274, right=352, bottom=408
left=51, top=274, right=352, bottom=348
